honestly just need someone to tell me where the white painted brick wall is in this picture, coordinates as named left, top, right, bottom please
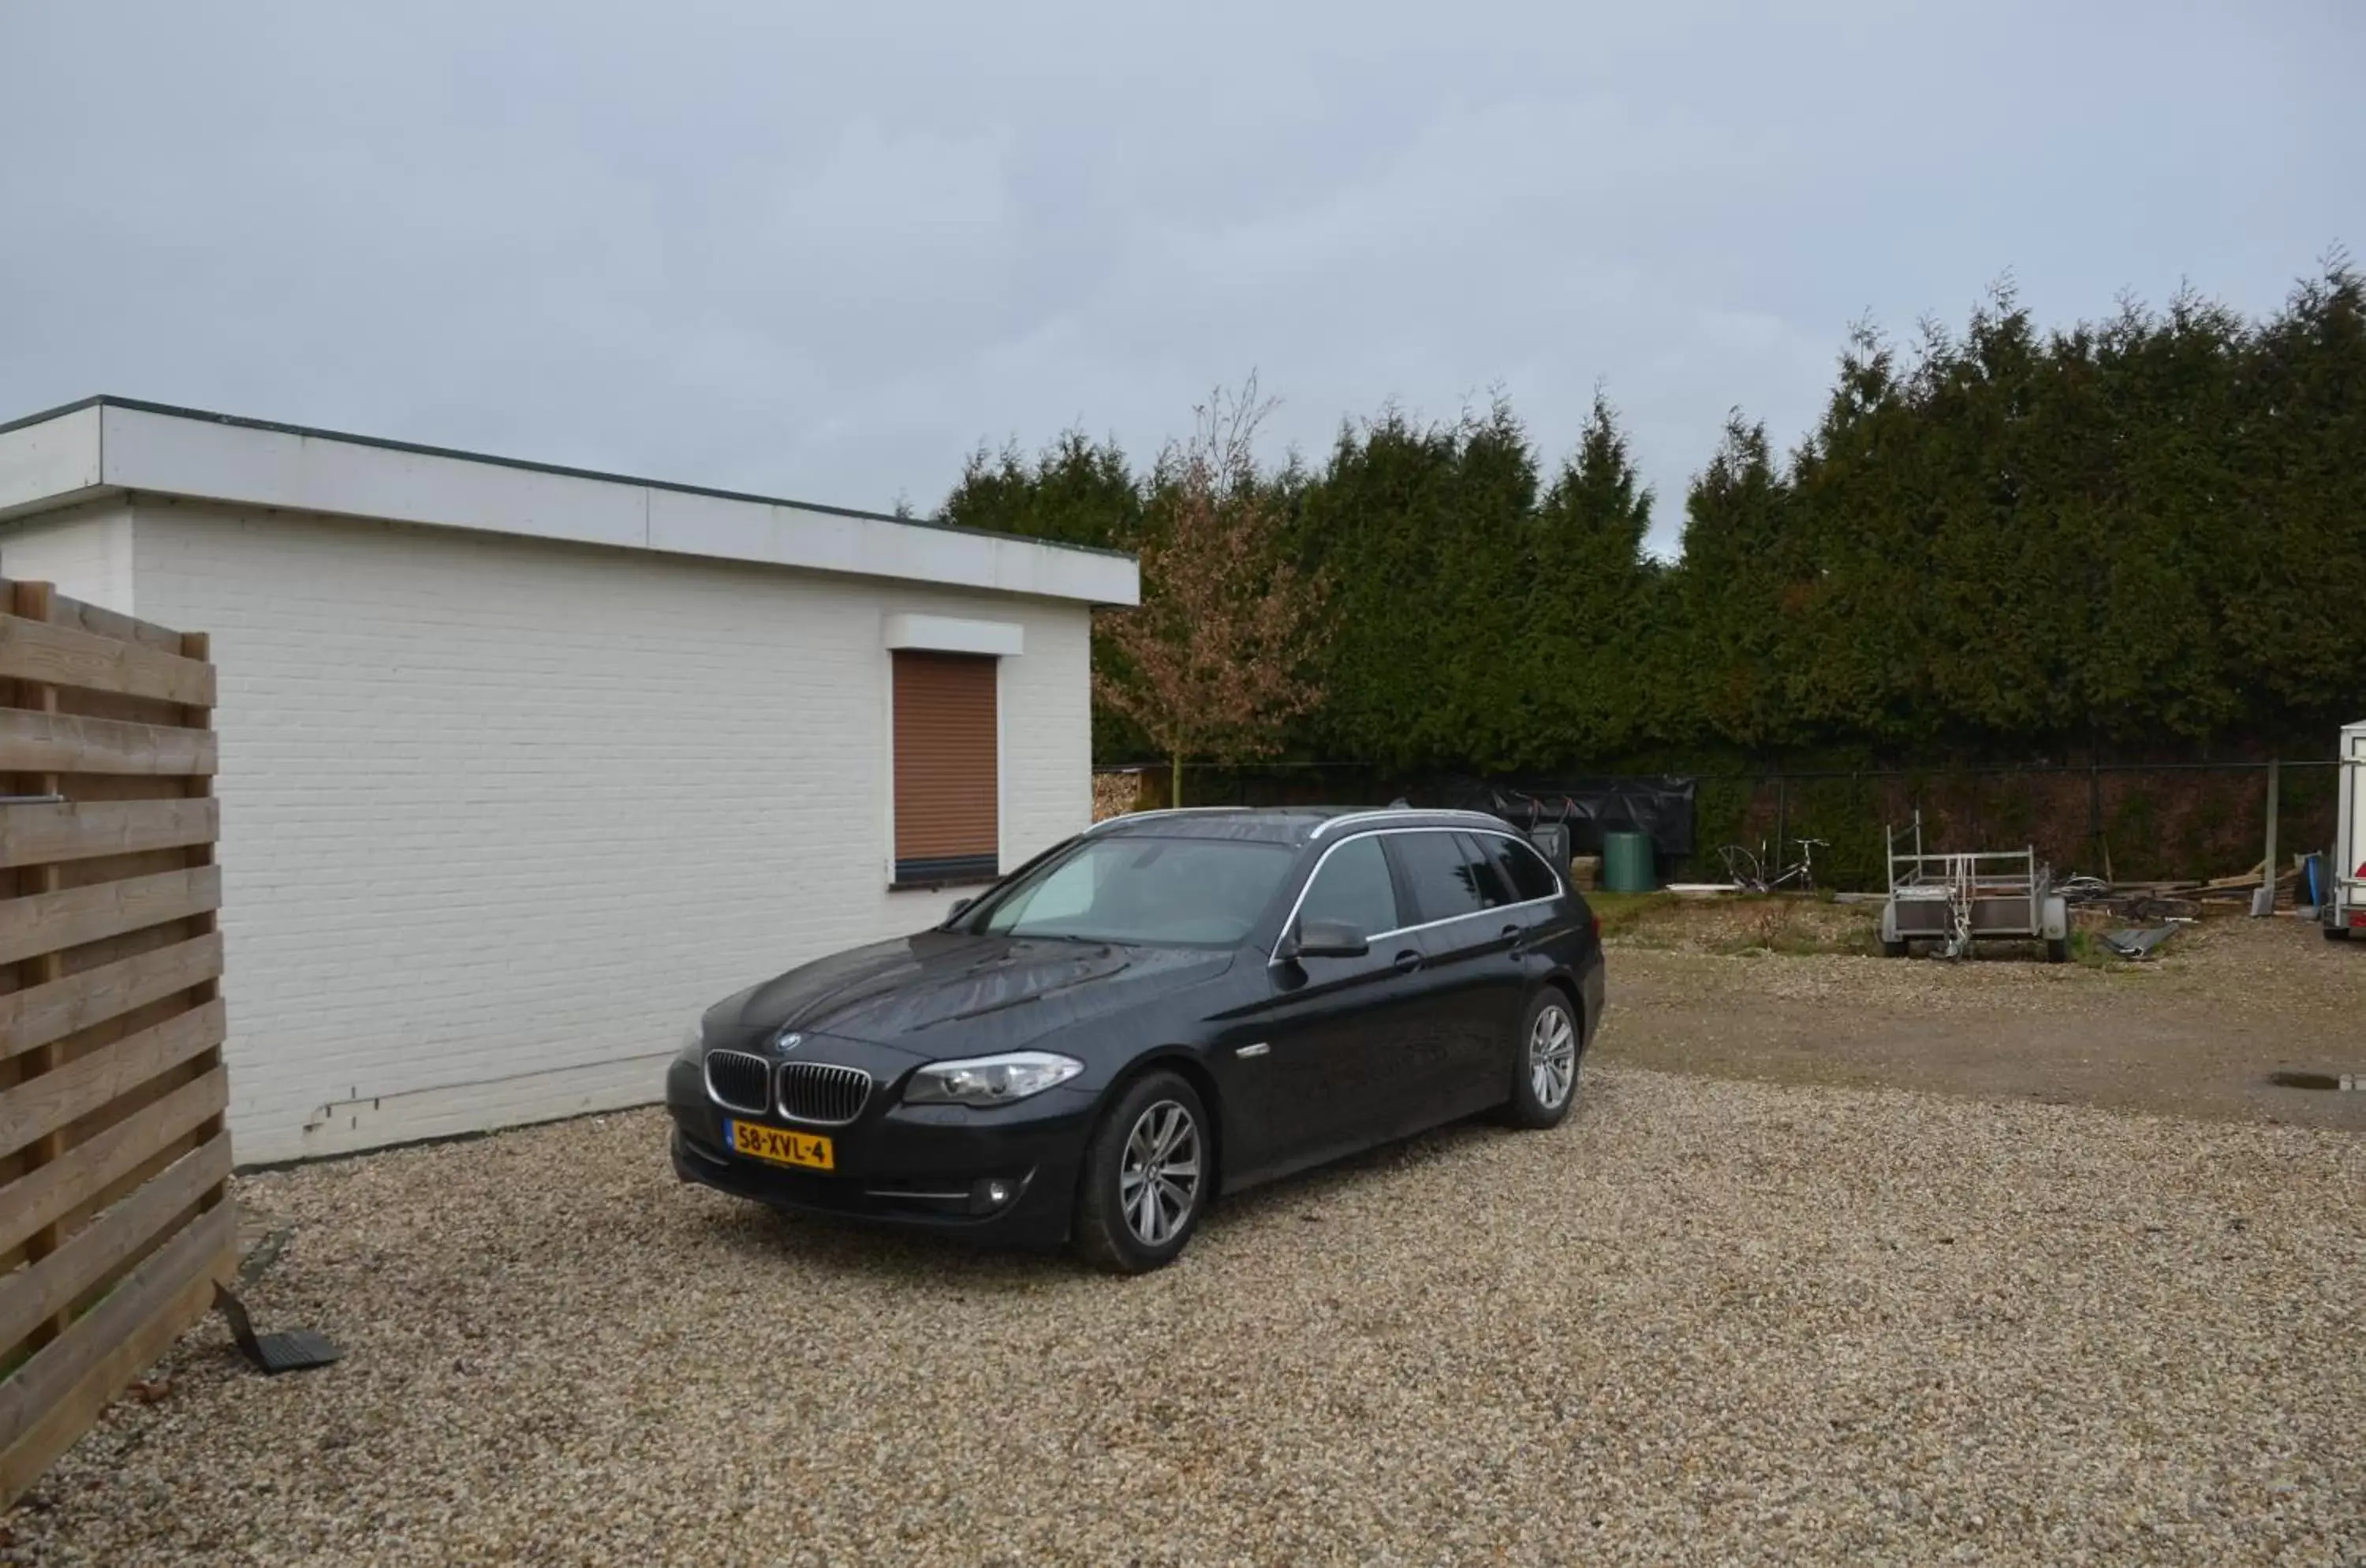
left=0, top=499, right=137, bottom=609
left=8, top=498, right=1095, bottom=1162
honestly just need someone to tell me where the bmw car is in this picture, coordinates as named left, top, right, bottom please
left=668, top=806, right=1607, bottom=1272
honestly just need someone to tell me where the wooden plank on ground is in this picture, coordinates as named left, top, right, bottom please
left=0, top=614, right=215, bottom=707
left=0, top=709, right=216, bottom=777
left=0, top=935, right=224, bottom=1062
left=0, top=1134, right=231, bottom=1354
left=0, top=1067, right=226, bottom=1260
left=0, top=1000, right=226, bottom=1162
left=0, top=799, right=218, bottom=870
left=0, top=868, right=220, bottom=968
left=0, top=1201, right=233, bottom=1501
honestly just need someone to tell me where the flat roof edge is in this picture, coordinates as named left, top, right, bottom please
left=0, top=394, right=1135, bottom=566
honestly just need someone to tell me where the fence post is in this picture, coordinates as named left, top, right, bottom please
left=7, top=581, right=68, bottom=1350
left=180, top=629, right=227, bottom=1162
left=2088, top=762, right=2111, bottom=883
left=2254, top=760, right=2280, bottom=917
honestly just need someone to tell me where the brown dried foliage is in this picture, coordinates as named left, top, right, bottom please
left=1092, top=380, right=1327, bottom=795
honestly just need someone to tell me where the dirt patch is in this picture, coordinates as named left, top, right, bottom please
left=1593, top=902, right=2365, bottom=1131
left=1595, top=890, right=1879, bottom=956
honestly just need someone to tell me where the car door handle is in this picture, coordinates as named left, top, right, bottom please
left=1392, top=949, right=1424, bottom=975
left=1502, top=924, right=1524, bottom=955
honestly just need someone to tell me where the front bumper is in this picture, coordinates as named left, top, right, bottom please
left=666, top=1055, right=1092, bottom=1247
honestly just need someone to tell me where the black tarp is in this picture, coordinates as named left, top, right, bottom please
left=1432, top=775, right=1699, bottom=861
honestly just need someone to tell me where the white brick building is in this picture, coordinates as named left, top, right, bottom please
left=0, top=398, right=1135, bottom=1163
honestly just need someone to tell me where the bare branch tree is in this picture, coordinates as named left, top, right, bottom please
left=1093, top=377, right=1327, bottom=805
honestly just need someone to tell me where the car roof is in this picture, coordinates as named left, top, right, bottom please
left=1083, top=805, right=1515, bottom=848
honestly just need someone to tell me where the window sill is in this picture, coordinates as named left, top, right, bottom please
left=887, top=876, right=998, bottom=894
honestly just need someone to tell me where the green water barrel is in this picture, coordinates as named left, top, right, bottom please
left=1601, top=831, right=1656, bottom=893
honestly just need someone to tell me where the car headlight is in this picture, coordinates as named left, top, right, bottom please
left=676, top=1017, right=705, bottom=1064
left=905, top=1051, right=1084, bottom=1107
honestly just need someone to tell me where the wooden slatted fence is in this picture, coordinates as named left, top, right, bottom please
left=0, top=580, right=232, bottom=1506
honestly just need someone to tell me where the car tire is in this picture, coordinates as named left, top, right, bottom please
left=1881, top=939, right=1909, bottom=958
left=1500, top=987, right=1582, bottom=1130
left=2046, top=937, right=2069, bottom=964
left=2327, top=924, right=2351, bottom=942
left=1072, top=1070, right=1210, bottom=1275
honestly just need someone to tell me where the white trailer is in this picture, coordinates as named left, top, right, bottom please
left=2326, top=720, right=2366, bottom=941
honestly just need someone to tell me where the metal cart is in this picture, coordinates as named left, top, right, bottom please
left=1879, top=812, right=2069, bottom=961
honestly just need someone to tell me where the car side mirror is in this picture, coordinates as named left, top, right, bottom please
left=1285, top=918, right=1370, bottom=961
left=946, top=897, right=974, bottom=922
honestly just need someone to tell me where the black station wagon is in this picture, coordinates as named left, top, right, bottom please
left=668, top=806, right=1607, bottom=1271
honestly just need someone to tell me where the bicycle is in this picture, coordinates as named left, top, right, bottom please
left=1715, top=837, right=1828, bottom=894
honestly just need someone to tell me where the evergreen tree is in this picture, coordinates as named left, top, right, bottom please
left=1672, top=415, right=1796, bottom=750
left=942, top=429, right=1141, bottom=550
left=1293, top=399, right=1539, bottom=769
left=2220, top=262, right=2366, bottom=734
left=942, top=258, right=2366, bottom=770
left=1524, top=392, right=1655, bottom=760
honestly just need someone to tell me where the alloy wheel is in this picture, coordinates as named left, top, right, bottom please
left=1118, top=1099, right=1202, bottom=1247
left=1529, top=1003, right=1577, bottom=1110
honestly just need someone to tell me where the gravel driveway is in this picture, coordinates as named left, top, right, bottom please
left=1603, top=909, right=2366, bottom=1132
left=6, top=1062, right=2359, bottom=1566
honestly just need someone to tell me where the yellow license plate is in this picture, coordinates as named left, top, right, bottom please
left=727, top=1120, right=834, bottom=1171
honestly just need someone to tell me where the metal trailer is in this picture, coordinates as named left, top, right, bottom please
left=2324, top=720, right=2366, bottom=942
left=1879, top=812, right=2069, bottom=961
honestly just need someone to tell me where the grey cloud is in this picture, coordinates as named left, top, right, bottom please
left=2, top=0, right=2355, bottom=554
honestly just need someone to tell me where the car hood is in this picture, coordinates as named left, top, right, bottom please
left=705, top=930, right=1233, bottom=1055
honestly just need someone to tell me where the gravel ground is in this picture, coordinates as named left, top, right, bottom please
left=6, top=1066, right=2360, bottom=1566
left=1603, top=913, right=2366, bottom=1132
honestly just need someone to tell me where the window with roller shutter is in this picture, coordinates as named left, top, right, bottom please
left=891, top=650, right=998, bottom=886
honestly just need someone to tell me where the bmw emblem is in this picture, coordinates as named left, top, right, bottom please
left=777, top=1032, right=802, bottom=1052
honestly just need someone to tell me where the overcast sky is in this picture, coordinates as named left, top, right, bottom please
left=2, top=2, right=2356, bottom=554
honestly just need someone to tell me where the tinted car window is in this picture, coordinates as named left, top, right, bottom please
left=972, top=837, right=1293, bottom=946
left=1456, top=833, right=1518, bottom=907
left=1481, top=833, right=1562, bottom=902
left=1294, top=834, right=1401, bottom=935
left=1388, top=831, right=1491, bottom=923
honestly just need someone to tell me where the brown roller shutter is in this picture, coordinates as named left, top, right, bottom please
left=892, top=650, right=998, bottom=885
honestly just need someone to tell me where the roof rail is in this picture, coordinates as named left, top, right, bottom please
left=1082, top=806, right=1253, bottom=835
left=1308, top=807, right=1507, bottom=839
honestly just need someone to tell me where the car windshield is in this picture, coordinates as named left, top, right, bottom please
left=963, top=835, right=1295, bottom=947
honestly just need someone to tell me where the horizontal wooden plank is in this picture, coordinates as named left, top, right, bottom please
left=0, top=709, right=216, bottom=777
left=0, top=1238, right=222, bottom=1507
left=0, top=614, right=215, bottom=707
left=0, top=1249, right=222, bottom=1509
left=0, top=1253, right=220, bottom=1509
left=0, top=1135, right=230, bottom=1357
left=0, top=1000, right=226, bottom=1162
left=0, top=1200, right=233, bottom=1490
left=0, top=935, right=223, bottom=1062
left=0, top=867, right=218, bottom=969
left=35, top=587, right=190, bottom=655
left=0, top=1067, right=226, bottom=1260
left=0, top=799, right=217, bottom=870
